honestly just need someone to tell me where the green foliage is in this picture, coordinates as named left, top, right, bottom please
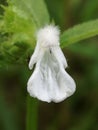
left=8, top=0, right=50, bottom=28
left=60, top=19, right=98, bottom=47
left=0, top=0, right=50, bottom=65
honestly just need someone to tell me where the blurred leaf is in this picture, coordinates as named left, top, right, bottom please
left=0, top=0, right=50, bottom=65
left=8, top=0, right=50, bottom=28
left=45, top=0, right=64, bottom=27
left=60, top=19, right=98, bottom=47
left=0, top=94, right=19, bottom=130
left=69, top=107, right=97, bottom=130
left=80, top=0, right=98, bottom=21
left=67, top=42, right=98, bottom=58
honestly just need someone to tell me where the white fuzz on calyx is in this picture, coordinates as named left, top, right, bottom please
left=27, top=25, right=76, bottom=103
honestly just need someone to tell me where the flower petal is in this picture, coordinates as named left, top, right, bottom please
left=29, top=43, right=40, bottom=70
left=27, top=49, right=76, bottom=103
left=51, top=46, right=68, bottom=68
left=27, top=67, right=51, bottom=102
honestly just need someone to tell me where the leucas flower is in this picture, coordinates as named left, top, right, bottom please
left=27, top=25, right=76, bottom=103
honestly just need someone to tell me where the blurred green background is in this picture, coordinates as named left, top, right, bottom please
left=0, top=0, right=98, bottom=130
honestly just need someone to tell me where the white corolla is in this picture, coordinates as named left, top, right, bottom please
left=27, top=25, right=76, bottom=103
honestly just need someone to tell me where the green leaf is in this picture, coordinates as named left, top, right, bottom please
left=8, top=0, right=50, bottom=28
left=60, top=19, right=98, bottom=47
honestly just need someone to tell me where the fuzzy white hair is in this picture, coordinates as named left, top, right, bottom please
left=37, top=25, right=60, bottom=47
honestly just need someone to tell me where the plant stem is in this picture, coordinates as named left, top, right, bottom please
left=26, top=95, right=39, bottom=130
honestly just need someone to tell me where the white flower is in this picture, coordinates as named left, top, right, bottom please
left=27, top=25, right=76, bottom=103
